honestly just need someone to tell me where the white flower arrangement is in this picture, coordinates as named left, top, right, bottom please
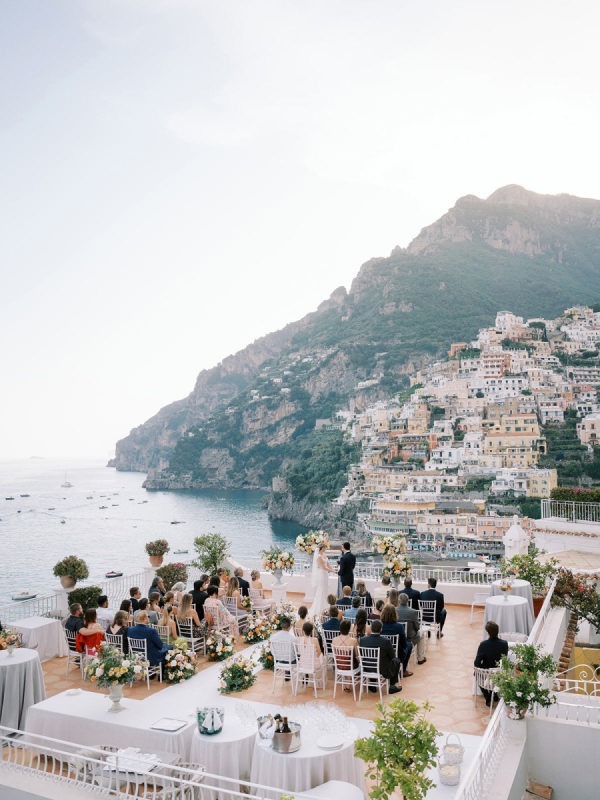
left=295, top=529, right=330, bottom=553
left=262, top=545, right=295, bottom=573
left=219, top=655, right=256, bottom=694
left=86, top=643, right=147, bottom=688
left=206, top=631, right=235, bottom=662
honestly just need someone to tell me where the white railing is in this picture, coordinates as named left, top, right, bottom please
left=553, top=663, right=600, bottom=696
left=0, top=594, right=59, bottom=624
left=541, top=498, right=600, bottom=523
left=527, top=578, right=557, bottom=645
left=535, top=698, right=600, bottom=725
left=454, top=701, right=507, bottom=800
left=0, top=726, right=327, bottom=799
left=99, top=570, right=149, bottom=608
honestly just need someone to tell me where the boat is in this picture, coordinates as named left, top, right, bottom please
left=173, top=549, right=189, bottom=554
left=5, top=496, right=14, bottom=500
left=20, top=493, right=30, bottom=498
left=105, top=570, right=123, bottom=579
left=170, top=520, right=185, bottom=525
left=12, top=591, right=37, bottom=601
left=61, top=474, right=73, bottom=488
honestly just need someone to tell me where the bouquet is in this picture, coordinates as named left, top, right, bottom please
left=241, top=594, right=253, bottom=611
left=86, top=643, right=147, bottom=687
left=255, top=642, right=275, bottom=671
left=372, top=534, right=407, bottom=558
left=385, top=555, right=412, bottom=579
left=244, top=614, right=272, bottom=644
left=270, top=601, right=297, bottom=630
left=295, top=529, right=330, bottom=553
left=206, top=631, right=235, bottom=662
left=262, top=545, right=295, bottom=573
left=219, top=655, right=256, bottom=694
left=0, top=629, right=20, bottom=650
left=164, top=641, right=198, bottom=684
left=497, top=579, right=513, bottom=593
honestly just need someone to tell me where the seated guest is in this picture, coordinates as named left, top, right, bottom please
left=191, top=576, right=209, bottom=620
left=204, top=585, right=239, bottom=637
left=299, top=621, right=324, bottom=663
left=134, top=597, right=158, bottom=625
left=176, top=593, right=204, bottom=635
left=387, top=588, right=400, bottom=609
left=208, top=574, right=223, bottom=597
left=380, top=604, right=413, bottom=676
left=397, top=593, right=426, bottom=665
left=270, top=617, right=296, bottom=664
left=217, top=568, right=229, bottom=594
left=158, top=604, right=178, bottom=642
left=352, top=608, right=370, bottom=641
left=225, top=577, right=246, bottom=610
left=95, top=595, right=114, bottom=632
left=337, top=586, right=353, bottom=607
left=129, top=587, right=142, bottom=612
left=420, top=577, right=447, bottom=636
left=75, top=609, right=105, bottom=653
left=474, top=621, right=509, bottom=706
left=368, top=599, right=385, bottom=622
left=170, top=583, right=186, bottom=607
left=352, top=580, right=373, bottom=609
left=65, top=603, right=85, bottom=634
left=109, top=611, right=129, bottom=654
left=327, top=593, right=338, bottom=608
left=250, top=569, right=265, bottom=591
left=163, top=591, right=175, bottom=608
left=119, top=599, right=134, bottom=624
left=294, top=606, right=309, bottom=634
left=402, top=577, right=421, bottom=611
left=149, top=592, right=162, bottom=619
left=359, top=619, right=402, bottom=694
left=343, top=596, right=362, bottom=621
left=148, top=576, right=166, bottom=600
left=127, top=611, right=169, bottom=667
left=322, top=605, right=341, bottom=632
left=332, top=618, right=359, bottom=669
left=373, top=574, right=391, bottom=602
left=234, top=567, right=250, bottom=597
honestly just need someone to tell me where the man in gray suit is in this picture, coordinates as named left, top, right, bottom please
left=397, top=593, right=426, bottom=665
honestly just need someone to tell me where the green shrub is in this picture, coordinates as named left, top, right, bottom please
left=68, top=585, right=103, bottom=612
left=155, top=562, right=188, bottom=590
left=53, top=555, right=89, bottom=581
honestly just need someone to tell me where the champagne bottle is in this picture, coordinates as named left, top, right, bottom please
left=281, top=716, right=291, bottom=733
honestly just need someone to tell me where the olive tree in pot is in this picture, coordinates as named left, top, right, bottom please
left=192, top=533, right=230, bottom=575
left=354, top=699, right=439, bottom=800
left=53, top=555, right=89, bottom=589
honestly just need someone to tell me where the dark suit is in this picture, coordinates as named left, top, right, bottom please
left=191, top=589, right=207, bottom=621
left=237, top=577, right=250, bottom=597
left=381, top=622, right=412, bottom=670
left=359, top=633, right=401, bottom=684
left=338, top=550, right=356, bottom=591
left=402, top=586, right=421, bottom=611
left=396, top=605, right=420, bottom=642
left=474, top=636, right=508, bottom=702
left=322, top=618, right=341, bottom=633
left=65, top=615, right=84, bottom=633
left=420, top=587, right=447, bottom=631
left=127, top=623, right=169, bottom=666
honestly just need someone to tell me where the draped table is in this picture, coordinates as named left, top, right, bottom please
left=483, top=595, right=534, bottom=636
left=189, top=719, right=256, bottom=800
left=14, top=616, right=69, bottom=662
left=0, top=648, right=46, bottom=729
left=489, top=579, right=534, bottom=615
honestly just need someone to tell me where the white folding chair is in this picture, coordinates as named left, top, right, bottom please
left=321, top=629, right=338, bottom=670
left=128, top=637, right=161, bottom=688
left=419, top=600, right=441, bottom=639
left=222, top=597, right=249, bottom=633
left=470, top=592, right=490, bottom=623
left=473, top=666, right=501, bottom=719
left=104, top=632, right=125, bottom=654
left=64, top=629, right=84, bottom=676
left=270, top=638, right=297, bottom=694
left=177, top=620, right=205, bottom=655
left=332, top=644, right=360, bottom=700
left=381, top=633, right=404, bottom=680
left=249, top=588, right=273, bottom=616
left=358, top=646, right=388, bottom=702
left=293, top=639, right=326, bottom=697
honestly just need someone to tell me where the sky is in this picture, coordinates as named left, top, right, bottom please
left=2, top=0, right=600, bottom=460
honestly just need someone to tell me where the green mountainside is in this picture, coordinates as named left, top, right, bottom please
left=113, top=185, right=600, bottom=498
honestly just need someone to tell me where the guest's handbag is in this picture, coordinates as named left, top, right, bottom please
left=197, top=707, right=224, bottom=735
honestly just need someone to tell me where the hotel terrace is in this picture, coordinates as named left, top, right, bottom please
left=0, top=502, right=599, bottom=800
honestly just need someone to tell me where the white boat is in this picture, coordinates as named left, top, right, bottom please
left=61, top=474, right=73, bottom=488
left=11, top=591, right=37, bottom=601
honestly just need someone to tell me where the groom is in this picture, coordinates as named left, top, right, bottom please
left=338, top=542, right=356, bottom=594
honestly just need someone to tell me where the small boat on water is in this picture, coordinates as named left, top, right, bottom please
left=5, top=496, right=14, bottom=500
left=12, top=591, right=37, bottom=601
left=105, top=570, right=123, bottom=579
left=170, top=520, right=185, bottom=525
left=20, top=493, right=30, bottom=498
left=173, top=549, right=189, bottom=554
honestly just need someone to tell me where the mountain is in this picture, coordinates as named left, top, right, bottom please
left=113, top=185, right=600, bottom=496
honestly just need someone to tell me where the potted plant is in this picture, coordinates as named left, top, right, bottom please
left=354, top=699, right=439, bottom=800
left=192, top=533, right=230, bottom=574
left=501, top=547, right=557, bottom=615
left=495, top=643, right=557, bottom=720
left=145, top=539, right=170, bottom=567
left=155, top=562, right=188, bottom=590
left=53, top=555, right=89, bottom=589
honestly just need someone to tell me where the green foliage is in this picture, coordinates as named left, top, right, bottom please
left=192, top=533, right=230, bottom=574
left=53, top=555, right=89, bottom=581
left=501, top=547, right=557, bottom=597
left=284, top=431, right=361, bottom=502
left=495, top=645, right=557, bottom=718
left=68, top=585, right=103, bottom=612
left=145, top=539, right=170, bottom=557
left=552, top=568, right=600, bottom=630
left=551, top=487, right=600, bottom=502
left=155, top=562, right=188, bottom=590
left=354, top=699, right=439, bottom=800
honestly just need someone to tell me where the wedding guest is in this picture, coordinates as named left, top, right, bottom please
left=217, top=568, right=229, bottom=594
left=474, top=622, right=509, bottom=706
left=327, top=593, right=338, bottom=608
left=250, top=570, right=265, bottom=592
left=134, top=597, right=158, bottom=625
left=397, top=593, right=426, bottom=665
left=380, top=604, right=413, bottom=676
left=109, top=610, right=129, bottom=654
left=203, top=585, right=239, bottom=637
left=191, top=576, right=209, bottom=620
left=300, top=621, right=324, bottom=660
left=158, top=604, right=178, bottom=642
left=225, top=577, right=246, bottom=610
left=332, top=618, right=359, bottom=669
left=163, top=591, right=175, bottom=608
left=337, top=586, right=353, bottom=607
left=402, top=577, right=421, bottom=611
left=352, top=580, right=373, bottom=609
left=119, top=599, right=134, bottom=624
left=295, top=606, right=309, bottom=634
left=148, top=576, right=166, bottom=599
left=149, top=592, right=162, bottom=620
left=176, top=593, right=204, bottom=634
left=420, top=577, right=447, bottom=636
left=234, top=567, right=250, bottom=597
left=387, top=588, right=400, bottom=609
left=322, top=606, right=341, bottom=633
left=170, top=582, right=186, bottom=606
left=127, top=611, right=169, bottom=668
left=359, top=619, right=402, bottom=694
left=373, top=574, right=391, bottom=602
left=75, top=609, right=105, bottom=653
left=95, top=595, right=114, bottom=632
left=129, top=587, right=142, bottom=613
left=65, top=603, right=84, bottom=633
left=269, top=617, right=296, bottom=666
left=368, top=599, right=385, bottom=622
left=352, top=608, right=370, bottom=640
left=343, top=596, right=362, bottom=621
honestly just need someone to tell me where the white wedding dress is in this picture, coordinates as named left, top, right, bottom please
left=308, top=554, right=330, bottom=618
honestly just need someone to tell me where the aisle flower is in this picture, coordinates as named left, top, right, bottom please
left=206, top=632, right=235, bottom=662
left=164, top=639, right=197, bottom=684
left=244, top=614, right=272, bottom=644
left=219, top=655, right=256, bottom=693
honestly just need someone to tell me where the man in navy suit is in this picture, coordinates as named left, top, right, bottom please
left=474, top=621, right=509, bottom=705
left=338, top=542, right=356, bottom=593
left=402, top=577, right=421, bottom=611
left=127, top=611, right=170, bottom=667
left=322, top=606, right=341, bottom=632
left=420, top=577, right=447, bottom=636
left=359, top=620, right=402, bottom=694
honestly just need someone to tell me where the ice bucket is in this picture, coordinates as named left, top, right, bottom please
left=272, top=722, right=301, bottom=753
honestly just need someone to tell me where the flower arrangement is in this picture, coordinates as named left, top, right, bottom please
left=241, top=594, right=253, bottom=611
left=495, top=643, right=557, bottom=719
left=86, top=643, right=147, bottom=688
left=244, top=614, right=272, bottom=644
left=497, top=578, right=513, bottom=593
left=262, top=545, right=294, bottom=573
left=206, top=631, right=235, bottom=662
left=372, top=534, right=407, bottom=558
left=295, top=529, right=330, bottom=553
left=384, top=555, right=412, bottom=579
left=164, top=640, right=197, bottom=684
left=270, top=601, right=297, bottom=630
left=255, top=642, right=275, bottom=671
left=219, top=655, right=256, bottom=694
left=155, top=561, right=188, bottom=590
left=52, top=555, right=89, bottom=581
left=0, top=629, right=20, bottom=650
left=145, top=539, right=170, bottom=557
left=501, top=547, right=557, bottom=598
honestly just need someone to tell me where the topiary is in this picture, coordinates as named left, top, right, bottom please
left=53, top=555, right=89, bottom=581
left=67, top=585, right=103, bottom=613
left=155, top=562, right=188, bottom=590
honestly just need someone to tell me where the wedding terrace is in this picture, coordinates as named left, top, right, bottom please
left=0, top=558, right=598, bottom=800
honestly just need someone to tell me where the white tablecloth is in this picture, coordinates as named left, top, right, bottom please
left=189, top=719, right=256, bottom=800
left=483, top=595, right=534, bottom=636
left=25, top=690, right=195, bottom=756
left=0, top=648, right=46, bottom=729
left=15, top=616, right=69, bottom=662
left=490, top=579, right=534, bottom=614
left=250, top=720, right=369, bottom=799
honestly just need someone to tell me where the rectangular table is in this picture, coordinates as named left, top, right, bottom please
left=14, top=617, right=69, bottom=662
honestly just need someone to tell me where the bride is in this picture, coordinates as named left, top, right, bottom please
left=308, top=543, right=337, bottom=618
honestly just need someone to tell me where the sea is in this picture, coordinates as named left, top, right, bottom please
left=0, top=458, right=305, bottom=604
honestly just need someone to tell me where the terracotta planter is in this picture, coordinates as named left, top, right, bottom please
left=532, top=595, right=545, bottom=617
left=60, top=576, right=76, bottom=589
left=149, top=555, right=164, bottom=568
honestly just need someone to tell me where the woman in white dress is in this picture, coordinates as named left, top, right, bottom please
left=308, top=544, right=337, bottom=618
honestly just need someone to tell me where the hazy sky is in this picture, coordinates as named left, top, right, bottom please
left=2, top=0, right=600, bottom=460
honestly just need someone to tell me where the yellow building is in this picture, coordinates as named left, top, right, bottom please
left=482, top=413, right=546, bottom=467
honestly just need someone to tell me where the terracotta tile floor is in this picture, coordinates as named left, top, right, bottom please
left=40, top=599, right=491, bottom=735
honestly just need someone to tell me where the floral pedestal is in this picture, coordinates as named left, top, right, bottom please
left=7, top=645, right=15, bottom=656
left=273, top=569, right=283, bottom=586
left=108, top=684, right=125, bottom=713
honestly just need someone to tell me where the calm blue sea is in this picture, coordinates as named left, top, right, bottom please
left=0, top=458, right=305, bottom=604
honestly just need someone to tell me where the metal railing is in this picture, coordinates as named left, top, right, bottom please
left=553, top=663, right=600, bottom=697
left=541, top=498, right=600, bottom=523
left=0, top=593, right=59, bottom=624
left=535, top=698, right=600, bottom=725
left=0, top=726, right=328, bottom=799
